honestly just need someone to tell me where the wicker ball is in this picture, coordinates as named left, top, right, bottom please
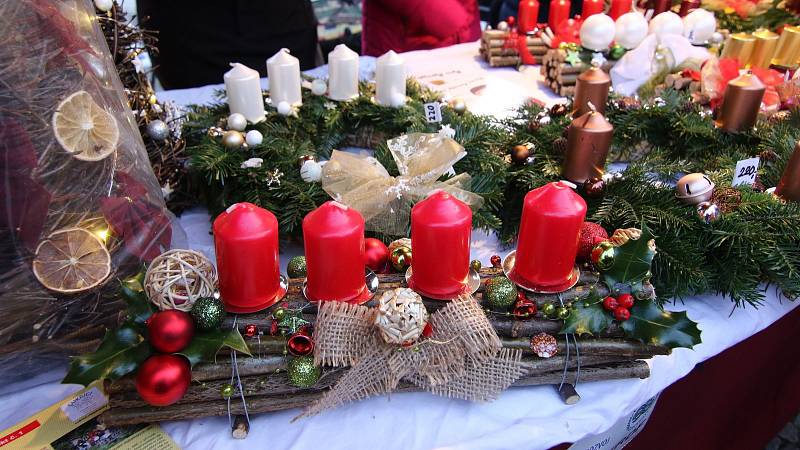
left=145, top=250, right=218, bottom=312
left=375, top=288, right=429, bottom=345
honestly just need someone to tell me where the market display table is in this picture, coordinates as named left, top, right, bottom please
left=1, top=42, right=797, bottom=450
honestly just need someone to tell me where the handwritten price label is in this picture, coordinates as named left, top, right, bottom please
left=423, top=102, right=442, bottom=123
left=732, top=157, right=760, bottom=187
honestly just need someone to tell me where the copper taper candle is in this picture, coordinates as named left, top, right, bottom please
left=771, top=25, right=800, bottom=69
left=749, top=29, right=779, bottom=68
left=721, top=33, right=756, bottom=65
left=775, top=141, right=800, bottom=202
left=714, top=72, right=765, bottom=133
left=572, top=67, right=610, bottom=117
left=562, top=109, right=613, bottom=184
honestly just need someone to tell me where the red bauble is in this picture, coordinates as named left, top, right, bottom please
left=613, top=307, right=631, bottom=321
left=617, top=293, right=634, bottom=309
left=577, top=222, right=609, bottom=262
left=364, top=238, right=390, bottom=273
left=490, top=255, right=502, bottom=268
left=602, top=296, right=618, bottom=312
left=147, top=310, right=195, bottom=353
left=135, top=354, right=191, bottom=406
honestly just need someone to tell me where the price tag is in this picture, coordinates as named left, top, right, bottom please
left=732, top=157, right=760, bottom=187
left=423, top=102, right=442, bottom=123
left=59, top=387, right=108, bottom=423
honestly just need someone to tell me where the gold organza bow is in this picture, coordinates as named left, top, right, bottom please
left=298, top=295, right=525, bottom=418
left=321, top=133, right=484, bottom=235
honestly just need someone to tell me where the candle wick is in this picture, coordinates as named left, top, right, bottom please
left=586, top=101, right=597, bottom=113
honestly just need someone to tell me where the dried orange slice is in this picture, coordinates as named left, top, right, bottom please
left=33, top=228, right=111, bottom=293
left=52, top=90, right=119, bottom=161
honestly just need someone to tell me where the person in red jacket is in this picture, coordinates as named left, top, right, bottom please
left=361, top=0, right=481, bottom=56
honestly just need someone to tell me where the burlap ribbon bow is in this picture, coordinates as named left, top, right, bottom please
left=300, top=295, right=525, bottom=418
left=321, top=133, right=483, bottom=235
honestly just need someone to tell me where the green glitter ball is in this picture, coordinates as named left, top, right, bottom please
left=287, top=256, right=307, bottom=278
left=220, top=383, right=235, bottom=399
left=287, top=356, right=321, bottom=388
left=484, top=276, right=517, bottom=311
left=556, top=306, right=571, bottom=320
left=469, top=259, right=482, bottom=272
left=190, top=296, right=226, bottom=331
left=542, top=303, right=557, bottom=318
left=609, top=44, right=626, bottom=60
left=273, top=307, right=286, bottom=321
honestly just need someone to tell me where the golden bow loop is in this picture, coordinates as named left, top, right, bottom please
left=321, top=133, right=483, bottom=235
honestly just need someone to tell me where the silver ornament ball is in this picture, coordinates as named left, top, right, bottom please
left=94, top=0, right=113, bottom=12
left=697, top=201, right=721, bottom=223
left=300, top=159, right=322, bottom=182
left=245, top=130, right=263, bottom=146
left=146, top=120, right=169, bottom=141
left=311, top=79, right=327, bottom=96
left=277, top=101, right=292, bottom=116
left=222, top=131, right=245, bottom=149
left=227, top=113, right=247, bottom=131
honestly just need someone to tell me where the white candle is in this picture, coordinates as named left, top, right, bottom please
left=223, top=63, right=265, bottom=123
left=375, top=50, right=406, bottom=107
left=328, top=44, right=359, bottom=101
left=266, top=48, right=302, bottom=106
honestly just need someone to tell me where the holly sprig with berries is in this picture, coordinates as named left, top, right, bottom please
left=561, top=223, right=701, bottom=349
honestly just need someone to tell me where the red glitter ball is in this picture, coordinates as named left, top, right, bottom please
left=244, top=324, right=258, bottom=338
left=490, top=255, right=502, bottom=268
left=530, top=332, right=558, bottom=358
left=577, top=222, right=609, bottom=262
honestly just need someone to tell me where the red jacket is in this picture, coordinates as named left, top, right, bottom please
left=361, top=0, right=481, bottom=56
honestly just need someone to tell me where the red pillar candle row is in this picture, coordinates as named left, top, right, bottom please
left=518, top=0, right=540, bottom=33
left=582, top=0, right=605, bottom=18
left=608, top=0, right=632, bottom=20
left=548, top=0, right=571, bottom=30
left=409, top=190, right=472, bottom=299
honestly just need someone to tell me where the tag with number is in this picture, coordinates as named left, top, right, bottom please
left=732, top=157, right=760, bottom=187
left=423, top=102, right=442, bottom=123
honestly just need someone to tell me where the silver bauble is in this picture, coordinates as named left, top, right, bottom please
left=311, top=79, right=327, bottom=96
left=146, top=120, right=169, bottom=141
left=675, top=173, right=714, bottom=205
left=227, top=113, right=247, bottom=131
left=300, top=160, right=322, bottom=182
left=245, top=130, right=263, bottom=146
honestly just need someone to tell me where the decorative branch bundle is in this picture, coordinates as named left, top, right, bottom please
left=101, top=268, right=669, bottom=426
left=479, top=29, right=549, bottom=67
left=539, top=49, right=616, bottom=96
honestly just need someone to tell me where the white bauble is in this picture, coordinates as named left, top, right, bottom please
left=648, top=12, right=684, bottom=37
left=580, top=14, right=616, bottom=51
left=245, top=130, right=263, bottom=146
left=614, top=12, right=649, bottom=49
left=682, top=9, right=716, bottom=44
left=94, top=0, right=113, bottom=12
left=226, top=113, right=247, bottom=131
left=277, top=101, right=292, bottom=116
left=300, top=160, right=322, bottom=183
left=311, top=79, right=327, bottom=96
left=497, top=20, right=509, bottom=31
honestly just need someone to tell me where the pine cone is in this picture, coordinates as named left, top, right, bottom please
left=759, top=149, right=779, bottom=162
left=552, top=137, right=568, bottom=154
left=752, top=176, right=765, bottom=193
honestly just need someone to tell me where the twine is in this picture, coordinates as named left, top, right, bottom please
left=144, top=249, right=217, bottom=311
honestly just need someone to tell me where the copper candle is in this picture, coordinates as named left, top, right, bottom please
left=776, top=141, right=800, bottom=202
left=715, top=72, right=765, bottom=133
left=572, top=67, right=610, bottom=118
left=562, top=110, right=613, bottom=184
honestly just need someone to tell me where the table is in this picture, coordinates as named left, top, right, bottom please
left=1, top=42, right=797, bottom=450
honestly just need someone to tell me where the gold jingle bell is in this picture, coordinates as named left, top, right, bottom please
left=675, top=173, right=715, bottom=205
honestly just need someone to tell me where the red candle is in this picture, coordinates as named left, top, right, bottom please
left=213, top=202, right=281, bottom=313
left=650, top=0, right=672, bottom=15
left=303, top=201, right=368, bottom=303
left=582, top=0, right=604, bottom=18
left=548, top=0, right=571, bottom=30
left=510, top=181, right=586, bottom=291
left=608, top=0, right=632, bottom=19
left=409, top=190, right=472, bottom=299
left=518, top=0, right=541, bottom=33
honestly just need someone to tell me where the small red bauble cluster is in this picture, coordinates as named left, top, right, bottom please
left=603, top=293, right=634, bottom=321
left=136, top=310, right=196, bottom=407
left=147, top=310, right=195, bottom=353
left=364, top=238, right=390, bottom=273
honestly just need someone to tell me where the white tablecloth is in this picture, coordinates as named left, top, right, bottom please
left=2, top=42, right=797, bottom=450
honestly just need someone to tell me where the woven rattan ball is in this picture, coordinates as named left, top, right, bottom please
left=375, top=288, right=429, bottom=345
left=144, top=249, right=217, bottom=311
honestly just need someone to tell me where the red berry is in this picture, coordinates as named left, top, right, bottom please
left=602, top=296, right=618, bottom=311
left=617, top=293, right=634, bottom=309
left=422, top=322, right=433, bottom=338
left=613, top=307, right=631, bottom=321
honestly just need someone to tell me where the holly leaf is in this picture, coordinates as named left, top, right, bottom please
left=62, top=326, right=151, bottom=386
left=179, top=328, right=251, bottom=367
left=560, top=297, right=613, bottom=336
left=621, top=299, right=701, bottom=349
left=119, top=272, right=153, bottom=327
left=101, top=196, right=172, bottom=262
left=602, top=223, right=657, bottom=288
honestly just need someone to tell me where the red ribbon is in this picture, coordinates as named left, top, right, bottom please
left=503, top=28, right=537, bottom=65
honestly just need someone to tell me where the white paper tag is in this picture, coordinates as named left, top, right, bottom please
left=59, top=387, right=108, bottom=423
left=423, top=102, right=442, bottom=123
left=732, top=157, right=760, bottom=187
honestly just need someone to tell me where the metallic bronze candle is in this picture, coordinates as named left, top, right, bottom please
left=572, top=66, right=611, bottom=118
left=562, top=108, right=613, bottom=184
left=749, top=29, right=779, bottom=68
left=775, top=141, right=800, bottom=202
left=714, top=72, right=765, bottom=133
left=771, top=25, right=800, bottom=69
left=721, top=33, right=755, bottom=64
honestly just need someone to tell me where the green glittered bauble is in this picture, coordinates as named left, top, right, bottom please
left=287, top=356, right=320, bottom=388
left=470, top=259, right=482, bottom=272
left=190, top=296, right=226, bottom=331
left=484, top=276, right=517, bottom=311
left=556, top=306, right=571, bottom=320
left=542, top=303, right=557, bottom=317
left=287, top=256, right=307, bottom=278
left=220, top=383, right=235, bottom=399
left=609, top=44, right=626, bottom=60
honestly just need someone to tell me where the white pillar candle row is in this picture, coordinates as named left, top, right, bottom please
left=224, top=63, right=266, bottom=123
left=267, top=48, right=302, bottom=106
left=375, top=50, right=406, bottom=107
